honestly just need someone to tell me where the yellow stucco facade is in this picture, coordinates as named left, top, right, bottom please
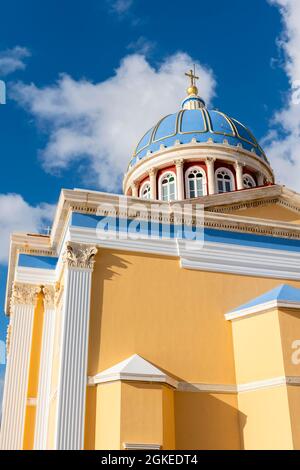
left=2, top=185, right=300, bottom=451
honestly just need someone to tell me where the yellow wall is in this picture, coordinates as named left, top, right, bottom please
left=95, top=382, right=122, bottom=450
left=88, top=250, right=300, bottom=385
left=175, top=391, right=241, bottom=450
left=120, top=382, right=164, bottom=449
left=238, top=386, right=293, bottom=450
left=287, top=386, right=300, bottom=449
left=230, top=306, right=300, bottom=449
left=231, top=310, right=285, bottom=383
left=278, top=308, right=300, bottom=376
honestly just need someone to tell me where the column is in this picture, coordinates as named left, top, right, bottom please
left=257, top=173, right=265, bottom=186
left=0, top=283, right=40, bottom=450
left=34, top=286, right=56, bottom=450
left=175, top=159, right=184, bottom=200
left=235, top=162, right=244, bottom=190
left=131, top=181, right=138, bottom=198
left=149, top=168, right=157, bottom=200
left=55, top=243, right=98, bottom=450
left=206, top=157, right=216, bottom=195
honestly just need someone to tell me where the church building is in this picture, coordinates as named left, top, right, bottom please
left=1, top=70, right=300, bottom=450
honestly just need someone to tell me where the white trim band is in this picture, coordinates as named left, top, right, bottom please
left=225, top=300, right=300, bottom=321
left=88, top=375, right=300, bottom=394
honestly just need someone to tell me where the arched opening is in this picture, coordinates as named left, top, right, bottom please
left=185, top=167, right=207, bottom=198
left=215, top=167, right=235, bottom=194
left=140, top=181, right=151, bottom=199
left=243, top=174, right=256, bottom=189
left=159, top=172, right=177, bottom=201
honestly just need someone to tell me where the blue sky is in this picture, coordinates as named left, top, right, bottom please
left=0, top=0, right=299, bottom=406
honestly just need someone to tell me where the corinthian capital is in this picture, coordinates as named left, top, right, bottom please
left=63, top=243, right=98, bottom=270
left=11, top=283, right=41, bottom=307
left=174, top=158, right=184, bottom=168
left=42, top=286, right=56, bottom=309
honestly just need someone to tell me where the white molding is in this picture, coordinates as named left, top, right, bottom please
left=89, top=372, right=178, bottom=389
left=87, top=375, right=300, bottom=394
left=123, top=443, right=161, bottom=450
left=16, top=266, right=57, bottom=285
left=178, top=239, right=300, bottom=280
left=237, top=376, right=286, bottom=393
left=177, top=382, right=237, bottom=393
left=225, top=300, right=300, bottom=321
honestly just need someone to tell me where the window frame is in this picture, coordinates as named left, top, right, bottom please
left=158, top=171, right=177, bottom=202
left=243, top=173, right=256, bottom=189
left=185, top=166, right=208, bottom=198
left=215, top=167, right=235, bottom=194
left=139, top=181, right=151, bottom=199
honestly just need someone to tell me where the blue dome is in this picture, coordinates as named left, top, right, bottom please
left=129, top=109, right=267, bottom=169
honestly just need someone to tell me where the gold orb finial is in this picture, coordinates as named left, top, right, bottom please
left=185, top=66, right=199, bottom=96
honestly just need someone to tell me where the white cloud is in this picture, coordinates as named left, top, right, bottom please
left=12, top=53, right=216, bottom=192
left=110, top=0, right=133, bottom=15
left=127, top=36, right=155, bottom=56
left=0, top=194, right=55, bottom=264
left=264, top=1, right=300, bottom=190
left=0, top=46, right=31, bottom=77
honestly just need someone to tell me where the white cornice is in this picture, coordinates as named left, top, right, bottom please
left=225, top=299, right=300, bottom=321
left=15, top=267, right=57, bottom=285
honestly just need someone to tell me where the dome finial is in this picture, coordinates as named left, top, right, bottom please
left=182, top=65, right=205, bottom=110
left=185, top=65, right=199, bottom=96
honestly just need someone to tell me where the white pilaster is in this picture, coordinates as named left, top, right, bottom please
left=235, top=162, right=244, bottom=190
left=0, top=283, right=39, bottom=450
left=257, top=173, right=265, bottom=186
left=149, top=168, right=157, bottom=200
left=175, top=159, right=184, bottom=200
left=131, top=181, right=138, bottom=198
left=55, top=243, right=97, bottom=450
left=206, top=157, right=216, bottom=195
left=34, top=286, right=56, bottom=450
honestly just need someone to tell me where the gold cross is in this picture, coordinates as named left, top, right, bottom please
left=185, top=66, right=199, bottom=87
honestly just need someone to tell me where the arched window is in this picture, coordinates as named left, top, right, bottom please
left=159, top=172, right=177, bottom=201
left=243, top=174, right=256, bottom=189
left=185, top=167, right=207, bottom=198
left=140, top=181, right=151, bottom=199
left=215, top=168, right=235, bottom=194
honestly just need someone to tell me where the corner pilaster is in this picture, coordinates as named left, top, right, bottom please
left=55, top=243, right=98, bottom=450
left=0, top=283, right=40, bottom=450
